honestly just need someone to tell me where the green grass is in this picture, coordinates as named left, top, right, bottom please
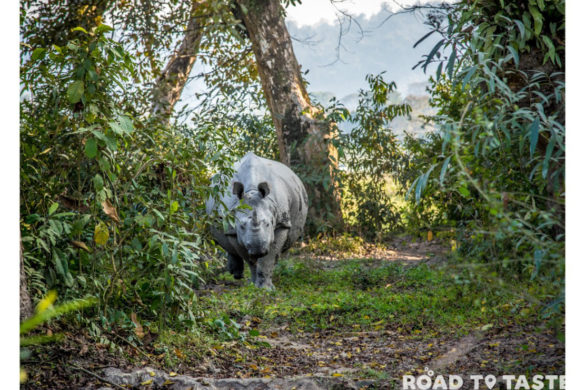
left=195, top=257, right=552, bottom=340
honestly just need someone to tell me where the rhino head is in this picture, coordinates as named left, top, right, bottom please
left=232, top=181, right=275, bottom=259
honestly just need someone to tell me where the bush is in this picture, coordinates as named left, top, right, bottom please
left=20, top=25, right=234, bottom=331
left=401, top=0, right=565, bottom=281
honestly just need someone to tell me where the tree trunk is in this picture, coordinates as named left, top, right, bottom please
left=20, top=242, right=33, bottom=321
left=151, top=2, right=204, bottom=118
left=236, top=0, right=343, bottom=232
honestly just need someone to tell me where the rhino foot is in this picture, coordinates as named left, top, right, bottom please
left=255, top=279, right=275, bottom=291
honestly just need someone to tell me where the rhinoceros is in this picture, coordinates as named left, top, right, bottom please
left=206, top=152, right=308, bottom=290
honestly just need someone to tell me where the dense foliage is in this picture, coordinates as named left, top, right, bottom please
left=20, top=25, right=236, bottom=333
left=404, top=0, right=565, bottom=284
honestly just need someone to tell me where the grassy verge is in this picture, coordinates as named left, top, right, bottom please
left=194, top=256, right=561, bottom=343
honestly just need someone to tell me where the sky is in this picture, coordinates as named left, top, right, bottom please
left=286, top=0, right=439, bottom=27
left=284, top=0, right=452, bottom=99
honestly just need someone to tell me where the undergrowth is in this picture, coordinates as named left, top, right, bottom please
left=192, top=255, right=563, bottom=347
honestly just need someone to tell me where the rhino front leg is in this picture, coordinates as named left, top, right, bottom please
left=227, top=253, right=244, bottom=279
left=255, top=255, right=276, bottom=291
left=254, top=229, right=288, bottom=290
left=247, top=261, right=258, bottom=285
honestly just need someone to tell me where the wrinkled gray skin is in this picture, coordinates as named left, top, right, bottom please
left=206, top=152, right=308, bottom=290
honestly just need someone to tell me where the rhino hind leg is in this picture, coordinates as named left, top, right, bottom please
left=227, top=253, right=244, bottom=279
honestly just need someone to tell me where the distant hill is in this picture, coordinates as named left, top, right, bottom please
left=311, top=82, right=437, bottom=141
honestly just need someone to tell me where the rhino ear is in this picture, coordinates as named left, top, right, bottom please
left=258, top=182, right=270, bottom=198
left=232, top=181, right=244, bottom=199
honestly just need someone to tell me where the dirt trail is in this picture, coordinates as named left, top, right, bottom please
left=86, top=242, right=449, bottom=389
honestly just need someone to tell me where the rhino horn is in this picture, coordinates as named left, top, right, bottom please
left=252, top=210, right=260, bottom=226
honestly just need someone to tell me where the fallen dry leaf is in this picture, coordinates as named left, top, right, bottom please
left=72, top=240, right=91, bottom=252
left=101, top=199, right=121, bottom=223
left=175, top=348, right=186, bottom=359
left=130, top=312, right=145, bottom=339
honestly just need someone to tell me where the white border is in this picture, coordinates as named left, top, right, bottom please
left=2, top=1, right=21, bottom=387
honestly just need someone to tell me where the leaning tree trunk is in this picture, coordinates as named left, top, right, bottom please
left=151, top=1, right=204, bottom=118
left=236, top=0, right=343, bottom=232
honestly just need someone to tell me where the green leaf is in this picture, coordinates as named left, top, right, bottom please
left=109, top=121, right=125, bottom=136
left=94, top=24, right=114, bottom=35
left=435, top=61, right=443, bottom=81
left=529, top=117, right=540, bottom=157
left=91, top=129, right=117, bottom=151
left=541, top=35, right=555, bottom=60
left=71, top=26, right=89, bottom=34
left=413, top=30, right=436, bottom=48
left=54, top=256, right=65, bottom=276
left=21, top=296, right=97, bottom=335
left=66, top=80, right=84, bottom=104
left=415, top=164, right=437, bottom=203
left=531, top=249, right=544, bottom=280
left=84, top=138, right=98, bottom=158
left=48, top=202, right=59, bottom=216
left=31, top=48, right=46, bottom=62
left=170, top=201, right=179, bottom=214
left=423, top=39, right=444, bottom=73
left=446, top=46, right=457, bottom=78
left=439, top=156, right=452, bottom=186
left=93, top=174, right=104, bottom=191
left=461, top=66, right=477, bottom=89
left=529, top=6, right=543, bottom=35
left=459, top=184, right=470, bottom=198
left=514, top=20, right=526, bottom=40
left=405, top=177, right=419, bottom=201
left=542, top=134, right=556, bottom=179
left=118, top=115, right=134, bottom=134
left=507, top=45, right=519, bottom=66
left=109, top=115, right=134, bottom=135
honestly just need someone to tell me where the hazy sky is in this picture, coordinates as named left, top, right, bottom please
left=286, top=0, right=441, bottom=27
left=285, top=1, right=448, bottom=98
